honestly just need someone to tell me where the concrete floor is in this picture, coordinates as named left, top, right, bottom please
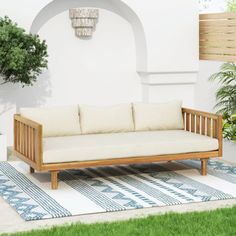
left=0, top=153, right=235, bottom=234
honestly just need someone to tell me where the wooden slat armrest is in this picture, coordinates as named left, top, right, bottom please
left=14, top=114, right=42, bottom=129
left=13, top=109, right=223, bottom=189
left=182, top=108, right=222, bottom=157
left=14, top=114, right=43, bottom=170
left=182, top=108, right=220, bottom=120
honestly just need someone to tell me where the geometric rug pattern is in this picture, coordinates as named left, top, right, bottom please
left=0, top=160, right=235, bottom=221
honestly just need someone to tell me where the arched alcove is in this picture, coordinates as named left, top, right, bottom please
left=30, top=0, right=147, bottom=72
left=37, top=9, right=142, bottom=105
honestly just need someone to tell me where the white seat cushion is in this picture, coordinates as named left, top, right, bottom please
left=20, top=106, right=81, bottom=137
left=79, top=104, right=134, bottom=134
left=42, top=130, right=218, bottom=164
left=133, top=101, right=184, bottom=131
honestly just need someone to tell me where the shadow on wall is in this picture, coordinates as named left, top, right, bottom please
left=0, top=70, right=52, bottom=115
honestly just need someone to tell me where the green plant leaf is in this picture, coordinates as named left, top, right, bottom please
left=0, top=16, right=48, bottom=86
left=209, top=62, right=236, bottom=141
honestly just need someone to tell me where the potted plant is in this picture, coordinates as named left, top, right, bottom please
left=0, top=17, right=48, bottom=160
left=0, top=16, right=48, bottom=86
left=209, top=62, right=236, bottom=163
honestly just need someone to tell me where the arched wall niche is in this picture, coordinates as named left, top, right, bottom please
left=30, top=0, right=147, bottom=72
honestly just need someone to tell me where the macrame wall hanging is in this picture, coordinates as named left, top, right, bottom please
left=69, top=8, right=99, bottom=39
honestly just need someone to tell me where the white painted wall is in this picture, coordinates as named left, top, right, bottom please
left=0, top=0, right=199, bottom=74
left=0, top=0, right=199, bottom=145
left=195, top=61, right=222, bottom=112
left=0, top=9, right=141, bottom=144
left=141, top=0, right=199, bottom=73
left=38, top=10, right=141, bottom=106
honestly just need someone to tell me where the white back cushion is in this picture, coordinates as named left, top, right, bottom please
left=80, top=104, right=134, bottom=134
left=133, top=101, right=184, bottom=131
left=20, top=106, right=81, bottom=137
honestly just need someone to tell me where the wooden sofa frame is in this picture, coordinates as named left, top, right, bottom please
left=13, top=108, right=222, bottom=189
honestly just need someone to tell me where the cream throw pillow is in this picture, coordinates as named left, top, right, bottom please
left=133, top=100, right=184, bottom=131
left=20, top=106, right=81, bottom=137
left=80, top=104, right=134, bottom=134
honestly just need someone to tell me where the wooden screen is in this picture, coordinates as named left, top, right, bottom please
left=200, top=12, right=236, bottom=62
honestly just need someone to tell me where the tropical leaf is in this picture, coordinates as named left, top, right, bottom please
left=209, top=62, right=236, bottom=141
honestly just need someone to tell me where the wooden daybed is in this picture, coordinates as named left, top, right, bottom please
left=13, top=107, right=222, bottom=189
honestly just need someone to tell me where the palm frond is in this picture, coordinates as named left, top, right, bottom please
left=221, top=62, right=236, bottom=72
left=209, top=62, right=236, bottom=141
left=209, top=63, right=236, bottom=85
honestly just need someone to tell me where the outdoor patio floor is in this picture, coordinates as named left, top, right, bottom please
left=0, top=155, right=235, bottom=235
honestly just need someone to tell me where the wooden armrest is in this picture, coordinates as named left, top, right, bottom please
left=14, top=114, right=43, bottom=169
left=14, top=114, right=42, bottom=129
left=182, top=108, right=222, bottom=156
left=182, top=108, right=220, bottom=120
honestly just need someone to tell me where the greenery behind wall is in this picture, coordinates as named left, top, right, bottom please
left=210, top=63, right=236, bottom=142
left=227, top=0, right=236, bottom=11
left=0, top=16, right=48, bottom=86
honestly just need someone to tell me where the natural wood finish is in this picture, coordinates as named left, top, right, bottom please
left=200, top=47, right=236, bottom=55
left=200, top=54, right=236, bottom=62
left=199, top=19, right=236, bottom=27
left=200, top=40, right=236, bottom=47
left=207, top=118, right=212, bottom=137
left=201, top=158, right=208, bottom=176
left=14, top=114, right=42, bottom=129
left=196, top=115, right=200, bottom=134
left=51, top=171, right=58, bottom=190
left=212, top=119, right=217, bottom=138
left=199, top=12, right=236, bottom=62
left=200, top=12, right=236, bottom=20
left=182, top=108, right=222, bottom=157
left=217, top=116, right=223, bottom=157
left=13, top=119, right=17, bottom=152
left=14, top=108, right=223, bottom=189
left=14, top=114, right=43, bottom=171
left=186, top=113, right=190, bottom=131
left=182, top=108, right=219, bottom=119
left=41, top=151, right=219, bottom=172
left=191, top=114, right=195, bottom=133
left=201, top=116, right=206, bottom=135
left=200, top=34, right=236, bottom=41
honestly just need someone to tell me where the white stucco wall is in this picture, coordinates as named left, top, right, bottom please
left=0, top=0, right=199, bottom=145
left=38, top=10, right=141, bottom=106
left=195, top=61, right=222, bottom=112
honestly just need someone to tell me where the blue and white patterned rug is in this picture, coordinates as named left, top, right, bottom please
left=0, top=160, right=236, bottom=221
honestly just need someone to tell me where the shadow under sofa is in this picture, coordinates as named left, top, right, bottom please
left=13, top=102, right=222, bottom=189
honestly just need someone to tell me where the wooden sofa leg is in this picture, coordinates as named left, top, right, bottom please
left=201, top=158, right=208, bottom=176
left=51, top=171, right=59, bottom=190
left=30, top=167, right=35, bottom=173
